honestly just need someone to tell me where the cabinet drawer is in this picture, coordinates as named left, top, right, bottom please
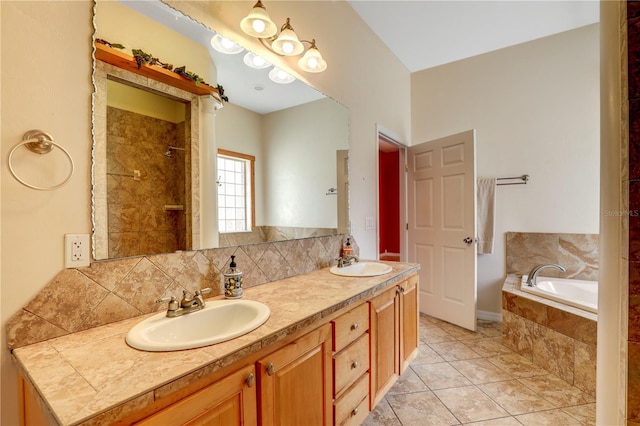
left=333, top=333, right=369, bottom=396
left=334, top=373, right=369, bottom=426
left=332, top=303, right=369, bottom=352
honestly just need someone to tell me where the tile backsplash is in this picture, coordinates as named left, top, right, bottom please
left=506, top=232, right=599, bottom=281
left=6, top=235, right=349, bottom=350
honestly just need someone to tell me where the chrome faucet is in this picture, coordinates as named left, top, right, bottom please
left=525, top=263, right=566, bottom=287
left=156, top=288, right=212, bottom=317
left=335, top=254, right=359, bottom=268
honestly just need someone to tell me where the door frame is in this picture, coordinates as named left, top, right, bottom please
left=376, top=124, right=408, bottom=262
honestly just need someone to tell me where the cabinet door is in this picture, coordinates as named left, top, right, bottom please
left=368, top=286, right=399, bottom=409
left=257, top=323, right=332, bottom=426
left=136, top=364, right=257, bottom=426
left=399, top=275, right=419, bottom=373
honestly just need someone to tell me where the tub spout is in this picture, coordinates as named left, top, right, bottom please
left=525, top=263, right=566, bottom=287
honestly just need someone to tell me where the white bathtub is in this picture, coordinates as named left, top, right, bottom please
left=520, top=275, right=598, bottom=314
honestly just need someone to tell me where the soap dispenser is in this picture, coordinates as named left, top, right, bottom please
left=223, top=255, right=243, bottom=299
left=342, top=237, right=353, bottom=256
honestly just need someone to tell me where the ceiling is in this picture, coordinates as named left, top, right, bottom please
left=349, top=1, right=600, bottom=73
left=117, top=1, right=600, bottom=114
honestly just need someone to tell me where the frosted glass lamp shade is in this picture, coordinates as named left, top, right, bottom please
left=298, top=45, right=327, bottom=73
left=268, top=67, right=295, bottom=84
left=211, top=34, right=244, bottom=54
left=243, top=52, right=272, bottom=69
left=271, top=21, right=304, bottom=56
left=240, top=1, right=277, bottom=38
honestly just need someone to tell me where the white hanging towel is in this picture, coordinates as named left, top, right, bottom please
left=477, top=178, right=497, bottom=254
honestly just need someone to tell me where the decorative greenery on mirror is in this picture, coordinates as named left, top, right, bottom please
left=92, top=0, right=349, bottom=261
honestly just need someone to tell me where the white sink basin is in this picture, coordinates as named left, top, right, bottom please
left=329, top=261, right=393, bottom=277
left=126, top=299, right=270, bottom=352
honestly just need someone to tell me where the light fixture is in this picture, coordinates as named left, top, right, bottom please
left=240, top=1, right=327, bottom=73
left=243, top=51, right=272, bottom=69
left=268, top=67, right=295, bottom=84
left=240, top=0, right=277, bottom=38
left=210, top=34, right=244, bottom=54
left=297, top=39, right=327, bottom=73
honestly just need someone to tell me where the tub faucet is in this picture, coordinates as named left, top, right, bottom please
left=525, top=263, right=566, bottom=287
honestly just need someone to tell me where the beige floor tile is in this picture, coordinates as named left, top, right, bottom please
left=515, top=408, right=584, bottom=425
left=478, top=380, right=556, bottom=415
left=485, top=353, right=549, bottom=378
left=387, top=391, right=459, bottom=425
left=462, top=417, right=522, bottom=425
left=412, top=343, right=445, bottom=365
left=462, top=337, right=514, bottom=357
left=412, top=362, right=472, bottom=390
left=362, top=398, right=401, bottom=426
left=434, top=385, right=509, bottom=423
left=388, top=367, right=429, bottom=395
left=421, top=326, right=457, bottom=344
left=561, top=403, right=596, bottom=426
left=518, top=374, right=595, bottom=407
left=439, top=323, right=484, bottom=340
left=429, top=341, right=482, bottom=361
left=449, top=358, right=514, bottom=384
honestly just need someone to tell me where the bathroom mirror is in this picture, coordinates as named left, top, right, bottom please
left=92, top=0, right=349, bottom=260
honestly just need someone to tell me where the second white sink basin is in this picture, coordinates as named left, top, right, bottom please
left=126, top=299, right=270, bottom=352
left=329, top=261, right=393, bottom=277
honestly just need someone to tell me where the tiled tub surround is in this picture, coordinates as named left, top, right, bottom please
left=506, top=232, right=599, bottom=280
left=502, top=275, right=597, bottom=396
left=12, top=262, right=418, bottom=425
left=6, top=234, right=351, bottom=350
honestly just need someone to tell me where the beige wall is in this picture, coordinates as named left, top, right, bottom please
left=0, top=1, right=410, bottom=423
left=411, top=24, right=600, bottom=317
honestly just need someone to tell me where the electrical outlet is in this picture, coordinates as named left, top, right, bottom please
left=65, top=234, right=90, bottom=268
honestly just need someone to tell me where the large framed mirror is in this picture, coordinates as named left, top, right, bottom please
left=92, top=0, right=349, bottom=261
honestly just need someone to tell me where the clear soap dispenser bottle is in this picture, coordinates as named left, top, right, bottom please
left=342, top=237, right=353, bottom=256
left=223, top=255, right=243, bottom=299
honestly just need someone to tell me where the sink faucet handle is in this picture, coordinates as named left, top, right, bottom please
left=156, top=296, right=179, bottom=314
left=156, top=295, right=177, bottom=304
left=196, top=287, right=212, bottom=296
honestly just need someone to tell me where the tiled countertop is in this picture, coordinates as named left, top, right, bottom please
left=13, top=262, right=419, bottom=425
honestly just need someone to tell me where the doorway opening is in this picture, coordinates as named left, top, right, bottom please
left=377, top=132, right=406, bottom=262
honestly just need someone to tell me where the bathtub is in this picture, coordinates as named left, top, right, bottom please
left=520, top=275, right=598, bottom=314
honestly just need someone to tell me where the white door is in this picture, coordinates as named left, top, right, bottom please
left=408, top=130, right=477, bottom=330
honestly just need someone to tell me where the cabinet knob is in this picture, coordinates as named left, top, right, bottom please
left=246, top=373, right=255, bottom=387
left=351, top=323, right=358, bottom=331
left=351, top=407, right=359, bottom=416
left=351, top=361, right=359, bottom=369
left=266, top=363, right=274, bottom=376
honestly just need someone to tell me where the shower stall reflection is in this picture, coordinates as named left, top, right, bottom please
left=106, top=80, right=189, bottom=258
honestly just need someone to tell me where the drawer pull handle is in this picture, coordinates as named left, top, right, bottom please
left=351, top=323, right=359, bottom=331
left=351, top=361, right=359, bottom=369
left=352, top=407, right=359, bottom=416
left=266, top=363, right=274, bottom=376
left=246, top=373, right=255, bottom=387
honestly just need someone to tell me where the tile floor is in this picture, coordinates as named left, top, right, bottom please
left=363, top=315, right=596, bottom=425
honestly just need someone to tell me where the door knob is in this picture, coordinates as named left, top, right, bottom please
left=463, top=237, right=473, bottom=245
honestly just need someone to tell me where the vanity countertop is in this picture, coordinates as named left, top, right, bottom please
left=13, top=261, right=419, bottom=425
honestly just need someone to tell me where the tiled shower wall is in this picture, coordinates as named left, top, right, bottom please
left=106, top=107, right=188, bottom=258
left=627, top=2, right=640, bottom=422
left=6, top=234, right=349, bottom=350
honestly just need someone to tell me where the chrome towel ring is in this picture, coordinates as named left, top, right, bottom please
left=8, top=130, right=75, bottom=191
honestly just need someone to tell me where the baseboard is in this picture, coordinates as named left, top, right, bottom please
left=477, top=310, right=502, bottom=322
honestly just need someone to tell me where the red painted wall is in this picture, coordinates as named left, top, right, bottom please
left=379, top=151, right=400, bottom=254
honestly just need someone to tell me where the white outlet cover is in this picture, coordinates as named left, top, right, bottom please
left=65, top=234, right=90, bottom=268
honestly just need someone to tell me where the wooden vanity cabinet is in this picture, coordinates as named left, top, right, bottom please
left=135, top=364, right=257, bottom=426
left=331, top=303, right=370, bottom=425
left=369, top=274, right=419, bottom=409
left=257, top=323, right=333, bottom=426
left=399, top=274, right=419, bottom=372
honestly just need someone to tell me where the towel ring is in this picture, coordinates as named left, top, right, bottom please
left=8, top=130, right=75, bottom=191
